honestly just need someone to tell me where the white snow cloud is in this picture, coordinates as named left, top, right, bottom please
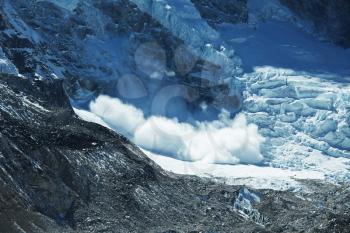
left=89, top=95, right=145, bottom=136
left=81, top=95, right=265, bottom=165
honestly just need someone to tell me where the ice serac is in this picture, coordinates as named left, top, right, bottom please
left=193, top=0, right=350, bottom=183
left=233, top=188, right=265, bottom=225
left=243, top=67, right=350, bottom=181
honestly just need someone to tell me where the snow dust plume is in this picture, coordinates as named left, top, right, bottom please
left=75, top=95, right=265, bottom=165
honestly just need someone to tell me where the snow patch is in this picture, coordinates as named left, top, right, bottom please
left=73, top=108, right=111, bottom=130
left=22, top=97, right=50, bottom=112
left=144, top=149, right=324, bottom=191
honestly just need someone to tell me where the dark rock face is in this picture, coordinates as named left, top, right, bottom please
left=191, top=0, right=350, bottom=48
left=1, top=74, right=350, bottom=232
left=191, top=0, right=248, bottom=27
left=280, top=0, right=350, bottom=48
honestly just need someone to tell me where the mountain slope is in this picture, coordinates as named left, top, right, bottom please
left=1, top=75, right=350, bottom=233
left=0, top=73, right=247, bottom=232
left=0, top=0, right=350, bottom=231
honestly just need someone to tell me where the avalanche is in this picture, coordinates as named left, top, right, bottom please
left=2, top=0, right=350, bottom=190
left=71, top=0, right=350, bottom=189
left=75, top=95, right=265, bottom=165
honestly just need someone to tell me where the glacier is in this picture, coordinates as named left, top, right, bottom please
left=243, top=67, right=350, bottom=180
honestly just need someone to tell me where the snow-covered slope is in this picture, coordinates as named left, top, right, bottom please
left=143, top=149, right=325, bottom=191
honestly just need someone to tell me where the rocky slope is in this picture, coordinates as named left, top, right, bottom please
left=1, top=74, right=350, bottom=233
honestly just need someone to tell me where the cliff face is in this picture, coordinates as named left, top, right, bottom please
left=280, top=0, right=350, bottom=47
left=190, top=0, right=248, bottom=27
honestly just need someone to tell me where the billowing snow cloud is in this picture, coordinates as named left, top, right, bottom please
left=89, top=96, right=145, bottom=136
left=76, top=95, right=265, bottom=165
